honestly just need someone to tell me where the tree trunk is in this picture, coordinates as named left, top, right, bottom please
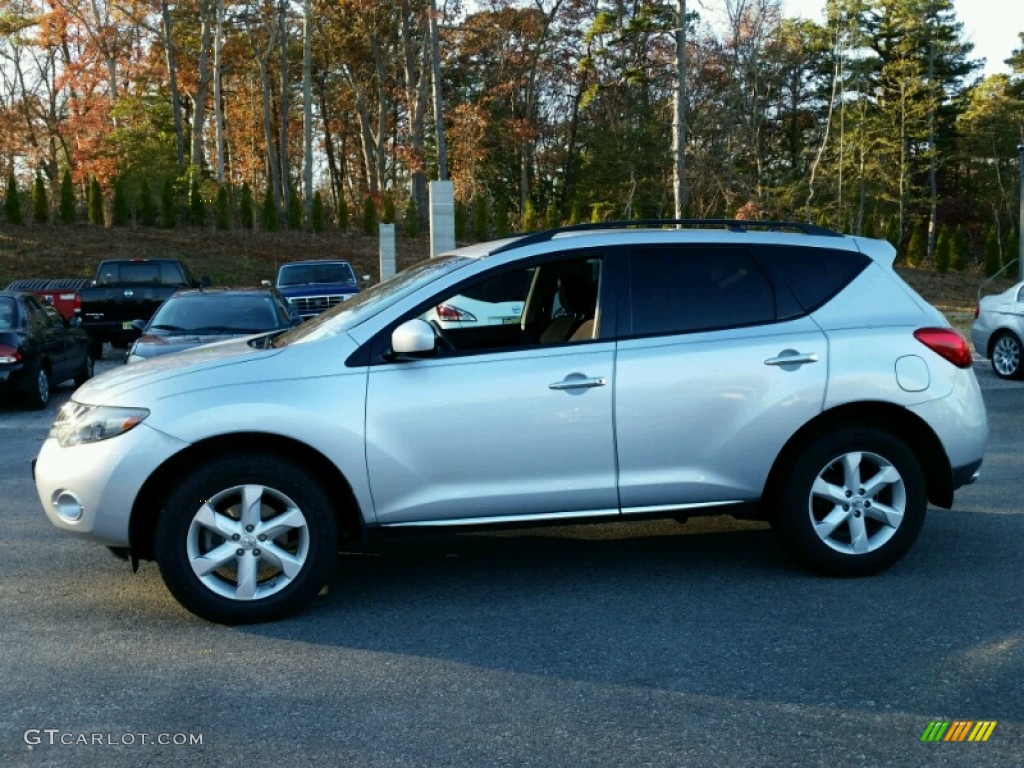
left=161, top=2, right=186, bottom=171
left=672, top=0, right=687, bottom=218
left=302, top=0, right=314, bottom=225
left=190, top=3, right=214, bottom=170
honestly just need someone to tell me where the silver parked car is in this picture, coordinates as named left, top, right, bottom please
left=972, top=280, right=1024, bottom=379
left=34, top=221, right=988, bottom=623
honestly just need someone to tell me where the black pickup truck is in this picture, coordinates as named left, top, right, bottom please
left=79, top=259, right=204, bottom=358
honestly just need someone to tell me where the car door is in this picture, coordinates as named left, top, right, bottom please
left=613, top=245, right=828, bottom=512
left=364, top=253, right=619, bottom=526
left=23, top=297, right=71, bottom=380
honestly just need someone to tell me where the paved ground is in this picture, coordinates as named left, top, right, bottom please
left=0, top=353, right=1020, bottom=767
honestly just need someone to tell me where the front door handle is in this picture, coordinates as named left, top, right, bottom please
left=549, top=375, right=607, bottom=391
left=765, top=351, right=819, bottom=366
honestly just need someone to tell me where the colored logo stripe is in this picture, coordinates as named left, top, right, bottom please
left=969, top=722, right=998, bottom=742
left=921, top=721, right=949, bottom=741
left=921, top=720, right=996, bottom=742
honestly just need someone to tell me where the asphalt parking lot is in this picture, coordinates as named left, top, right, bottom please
left=1, top=354, right=1021, bottom=767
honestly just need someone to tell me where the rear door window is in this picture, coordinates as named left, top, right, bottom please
left=627, top=246, right=777, bottom=336
left=759, top=246, right=870, bottom=313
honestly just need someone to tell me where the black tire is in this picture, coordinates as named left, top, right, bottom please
left=73, top=351, right=94, bottom=387
left=24, top=363, right=50, bottom=410
left=989, top=331, right=1023, bottom=380
left=88, top=338, right=103, bottom=361
left=770, top=427, right=927, bottom=577
left=154, top=453, right=339, bottom=624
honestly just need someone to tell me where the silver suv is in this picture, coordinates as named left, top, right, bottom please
left=34, top=221, right=988, bottom=623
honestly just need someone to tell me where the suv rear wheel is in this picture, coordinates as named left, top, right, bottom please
left=155, top=454, right=339, bottom=623
left=771, top=427, right=927, bottom=576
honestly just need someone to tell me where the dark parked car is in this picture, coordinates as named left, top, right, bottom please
left=271, top=260, right=361, bottom=318
left=125, top=288, right=300, bottom=363
left=0, top=291, right=93, bottom=409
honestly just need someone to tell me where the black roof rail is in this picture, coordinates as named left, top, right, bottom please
left=488, top=218, right=841, bottom=255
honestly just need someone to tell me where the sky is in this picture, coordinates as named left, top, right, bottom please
left=781, top=0, right=1022, bottom=76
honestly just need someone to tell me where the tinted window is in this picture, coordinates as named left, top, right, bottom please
left=278, top=262, right=356, bottom=287
left=149, top=295, right=281, bottom=333
left=764, top=247, right=870, bottom=313
left=0, top=297, right=16, bottom=329
left=628, top=247, right=776, bottom=335
left=24, top=297, right=54, bottom=328
left=459, top=269, right=534, bottom=303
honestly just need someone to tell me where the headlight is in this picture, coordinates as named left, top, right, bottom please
left=49, top=403, right=150, bottom=448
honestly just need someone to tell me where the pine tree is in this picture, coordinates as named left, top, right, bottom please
left=381, top=193, right=396, bottom=224
left=522, top=198, right=537, bottom=231
left=111, top=177, right=130, bottom=226
left=287, top=185, right=302, bottom=229
left=951, top=227, right=968, bottom=271
left=215, top=186, right=230, bottom=230
left=262, top=185, right=278, bottom=231
left=239, top=183, right=253, bottom=229
left=138, top=178, right=155, bottom=226
left=1007, top=232, right=1020, bottom=270
left=545, top=200, right=559, bottom=229
left=311, top=191, right=325, bottom=233
left=403, top=196, right=419, bottom=237
left=494, top=198, right=509, bottom=237
left=905, top=223, right=925, bottom=266
left=59, top=169, right=75, bottom=224
left=362, top=196, right=378, bottom=235
left=454, top=200, right=467, bottom=239
left=189, top=178, right=205, bottom=226
left=934, top=227, right=951, bottom=273
left=5, top=172, right=23, bottom=224
left=568, top=200, right=583, bottom=226
left=983, top=228, right=1001, bottom=276
left=160, top=178, right=176, bottom=228
left=337, top=192, right=349, bottom=230
left=472, top=196, right=489, bottom=241
left=32, top=173, right=49, bottom=224
left=88, top=176, right=104, bottom=226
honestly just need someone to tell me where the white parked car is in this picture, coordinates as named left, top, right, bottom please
left=972, top=280, right=1024, bottom=379
left=34, top=220, right=988, bottom=624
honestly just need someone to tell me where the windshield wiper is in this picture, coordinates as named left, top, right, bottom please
left=148, top=324, right=186, bottom=331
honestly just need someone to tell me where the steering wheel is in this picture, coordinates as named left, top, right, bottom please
left=427, top=319, right=456, bottom=352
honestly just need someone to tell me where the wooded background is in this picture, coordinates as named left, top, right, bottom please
left=1, top=0, right=1022, bottom=269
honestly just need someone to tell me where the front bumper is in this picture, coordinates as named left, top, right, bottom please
left=34, top=423, right=190, bottom=547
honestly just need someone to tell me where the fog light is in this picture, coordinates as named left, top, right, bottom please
left=52, top=491, right=84, bottom=523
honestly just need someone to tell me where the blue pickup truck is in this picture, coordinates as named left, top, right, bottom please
left=270, top=260, right=361, bottom=319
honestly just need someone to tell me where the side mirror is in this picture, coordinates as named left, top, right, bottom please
left=261, top=279, right=272, bottom=288
left=391, top=319, right=436, bottom=356
left=361, top=274, right=372, bottom=290
left=130, top=319, right=147, bottom=333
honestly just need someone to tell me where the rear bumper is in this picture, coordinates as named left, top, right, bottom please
left=0, top=362, right=31, bottom=392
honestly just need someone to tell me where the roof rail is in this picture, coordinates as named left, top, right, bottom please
left=488, top=218, right=841, bottom=255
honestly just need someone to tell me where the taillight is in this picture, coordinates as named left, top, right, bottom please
left=435, top=304, right=476, bottom=322
left=914, top=327, right=972, bottom=368
left=0, top=344, right=22, bottom=364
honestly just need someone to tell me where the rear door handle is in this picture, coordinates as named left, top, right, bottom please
left=765, top=351, right=819, bottom=366
left=549, top=375, right=607, bottom=391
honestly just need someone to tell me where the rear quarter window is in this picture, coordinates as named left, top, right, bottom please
left=760, top=246, right=870, bottom=313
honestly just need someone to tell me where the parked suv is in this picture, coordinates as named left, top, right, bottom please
left=34, top=221, right=988, bottom=623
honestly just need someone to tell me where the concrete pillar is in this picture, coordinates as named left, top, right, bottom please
left=379, top=223, right=396, bottom=281
left=429, top=180, right=456, bottom=258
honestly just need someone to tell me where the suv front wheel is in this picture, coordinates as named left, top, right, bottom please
left=771, top=428, right=927, bottom=576
left=155, top=454, right=339, bottom=623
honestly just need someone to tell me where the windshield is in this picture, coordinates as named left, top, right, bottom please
left=278, top=262, right=357, bottom=287
left=148, top=294, right=282, bottom=334
left=271, top=255, right=474, bottom=347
